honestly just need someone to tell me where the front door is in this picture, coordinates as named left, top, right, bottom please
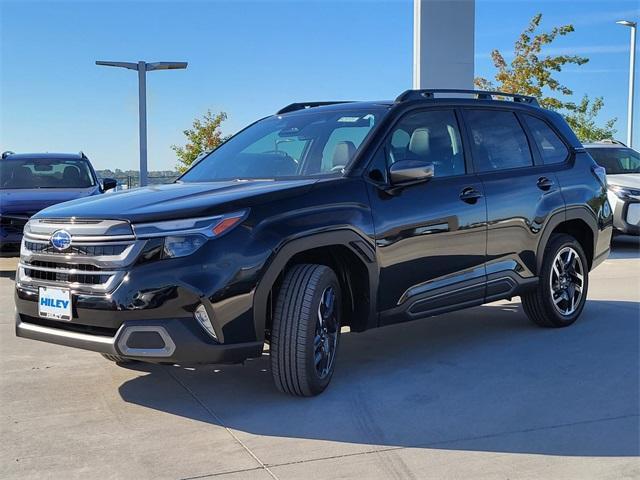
left=366, top=108, right=488, bottom=324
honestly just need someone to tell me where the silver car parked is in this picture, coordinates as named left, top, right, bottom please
left=585, top=140, right=640, bottom=236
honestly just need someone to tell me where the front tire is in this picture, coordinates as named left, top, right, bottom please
left=522, top=234, right=589, bottom=328
left=270, top=264, right=342, bottom=396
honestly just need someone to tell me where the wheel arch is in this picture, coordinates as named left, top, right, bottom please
left=253, top=230, right=378, bottom=342
left=537, top=207, right=597, bottom=273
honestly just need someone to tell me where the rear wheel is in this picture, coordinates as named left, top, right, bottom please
left=270, top=264, right=341, bottom=396
left=522, top=234, right=589, bottom=327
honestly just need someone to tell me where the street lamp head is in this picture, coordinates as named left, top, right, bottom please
left=96, top=60, right=139, bottom=70
left=146, top=62, right=188, bottom=71
left=616, top=20, right=637, bottom=28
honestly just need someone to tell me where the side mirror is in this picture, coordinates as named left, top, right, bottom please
left=389, top=160, right=434, bottom=186
left=102, top=178, right=117, bottom=191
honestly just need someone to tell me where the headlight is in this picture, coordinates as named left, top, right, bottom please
left=133, top=210, right=249, bottom=259
left=608, top=185, right=640, bottom=200
left=163, top=235, right=207, bottom=258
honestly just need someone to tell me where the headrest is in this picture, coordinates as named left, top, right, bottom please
left=409, top=128, right=431, bottom=157
left=14, top=166, right=33, bottom=180
left=332, top=141, right=356, bottom=168
left=63, top=166, right=81, bottom=180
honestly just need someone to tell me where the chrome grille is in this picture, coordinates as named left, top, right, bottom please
left=18, top=218, right=143, bottom=293
left=23, top=240, right=129, bottom=256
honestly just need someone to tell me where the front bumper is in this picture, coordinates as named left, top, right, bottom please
left=608, top=191, right=640, bottom=235
left=15, top=311, right=263, bottom=364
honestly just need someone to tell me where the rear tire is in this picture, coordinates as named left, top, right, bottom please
left=522, top=234, right=589, bottom=328
left=270, top=264, right=342, bottom=396
left=101, top=353, right=135, bottom=364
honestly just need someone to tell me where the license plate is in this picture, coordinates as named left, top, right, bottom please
left=38, top=287, right=72, bottom=321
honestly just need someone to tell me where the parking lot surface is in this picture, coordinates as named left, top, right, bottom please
left=1, top=237, right=639, bottom=479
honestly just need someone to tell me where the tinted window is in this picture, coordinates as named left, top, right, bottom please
left=586, top=148, right=640, bottom=174
left=385, top=110, right=465, bottom=178
left=524, top=115, right=569, bottom=164
left=0, top=158, right=95, bottom=189
left=465, top=110, right=533, bottom=172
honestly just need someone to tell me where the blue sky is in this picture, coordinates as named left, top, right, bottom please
left=1, top=0, right=638, bottom=171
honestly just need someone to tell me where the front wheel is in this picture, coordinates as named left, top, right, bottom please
left=522, top=234, right=589, bottom=328
left=270, top=264, right=342, bottom=396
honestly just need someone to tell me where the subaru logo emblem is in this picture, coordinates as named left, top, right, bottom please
left=50, top=230, right=72, bottom=251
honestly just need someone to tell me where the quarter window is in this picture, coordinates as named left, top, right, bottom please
left=523, top=115, right=569, bottom=164
left=465, top=110, right=533, bottom=172
left=385, top=110, right=465, bottom=178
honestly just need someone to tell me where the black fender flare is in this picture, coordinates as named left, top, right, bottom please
left=253, top=229, right=378, bottom=342
left=536, top=206, right=598, bottom=274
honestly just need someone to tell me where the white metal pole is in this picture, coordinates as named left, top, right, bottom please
left=627, top=25, right=636, bottom=148
left=138, top=61, right=148, bottom=187
left=413, top=0, right=421, bottom=89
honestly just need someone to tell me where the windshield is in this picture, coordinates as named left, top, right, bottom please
left=587, top=147, right=640, bottom=174
left=180, top=107, right=387, bottom=182
left=0, top=158, right=96, bottom=189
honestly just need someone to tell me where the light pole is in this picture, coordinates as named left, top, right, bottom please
left=96, top=61, right=188, bottom=186
left=617, top=20, right=636, bottom=148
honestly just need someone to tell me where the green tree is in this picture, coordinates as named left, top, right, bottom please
left=475, top=13, right=616, bottom=141
left=563, top=95, right=617, bottom=142
left=172, top=110, right=228, bottom=173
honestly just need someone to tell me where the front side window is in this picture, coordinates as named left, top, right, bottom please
left=180, top=108, right=386, bottom=182
left=587, top=148, right=640, bottom=174
left=0, top=158, right=95, bottom=189
left=385, top=109, right=465, bottom=178
left=523, top=115, right=569, bottom=164
left=465, top=110, right=533, bottom=172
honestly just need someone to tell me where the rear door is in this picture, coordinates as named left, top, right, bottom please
left=461, top=108, right=567, bottom=298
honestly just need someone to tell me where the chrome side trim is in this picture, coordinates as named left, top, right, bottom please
left=15, top=313, right=120, bottom=355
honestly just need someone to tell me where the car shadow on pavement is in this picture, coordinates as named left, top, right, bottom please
left=119, top=298, right=639, bottom=458
left=610, top=235, right=640, bottom=259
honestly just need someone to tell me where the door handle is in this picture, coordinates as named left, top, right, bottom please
left=537, top=176, right=554, bottom=191
left=459, top=187, right=483, bottom=204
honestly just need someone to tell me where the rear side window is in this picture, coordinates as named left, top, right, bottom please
left=465, top=110, right=533, bottom=172
left=523, top=115, right=569, bottom=164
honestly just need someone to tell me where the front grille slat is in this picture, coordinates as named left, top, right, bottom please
left=23, top=240, right=129, bottom=257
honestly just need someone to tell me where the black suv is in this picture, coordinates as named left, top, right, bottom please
left=15, top=89, right=613, bottom=396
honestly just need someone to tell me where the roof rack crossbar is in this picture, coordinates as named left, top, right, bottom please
left=395, top=89, right=539, bottom=106
left=277, top=101, right=354, bottom=115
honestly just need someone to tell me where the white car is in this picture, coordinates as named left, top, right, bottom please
left=585, top=141, right=640, bottom=236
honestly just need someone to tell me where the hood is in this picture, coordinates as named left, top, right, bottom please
left=33, top=179, right=319, bottom=223
left=0, top=187, right=101, bottom=217
left=607, top=173, right=640, bottom=189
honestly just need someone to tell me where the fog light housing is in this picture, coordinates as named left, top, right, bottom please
left=194, top=304, right=218, bottom=341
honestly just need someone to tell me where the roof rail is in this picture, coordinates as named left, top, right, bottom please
left=2, top=151, right=15, bottom=159
left=596, top=138, right=626, bottom=146
left=277, top=101, right=354, bottom=115
left=395, top=89, right=539, bottom=106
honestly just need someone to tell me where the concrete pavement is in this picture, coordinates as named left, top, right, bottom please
left=1, top=237, right=639, bottom=479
